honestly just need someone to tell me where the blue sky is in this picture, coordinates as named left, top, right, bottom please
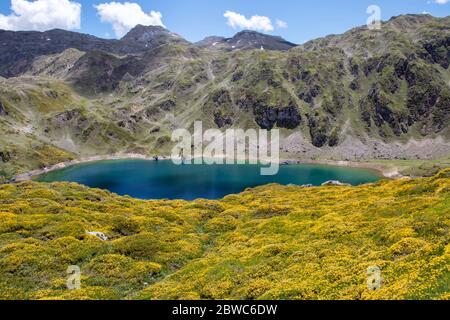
left=0, top=0, right=449, bottom=43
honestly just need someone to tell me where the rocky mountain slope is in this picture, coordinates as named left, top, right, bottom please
left=0, top=25, right=186, bottom=78
left=0, top=169, right=449, bottom=299
left=195, top=30, right=297, bottom=51
left=0, top=14, right=450, bottom=180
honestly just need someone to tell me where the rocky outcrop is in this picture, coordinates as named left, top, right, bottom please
left=254, top=104, right=302, bottom=130
left=211, top=89, right=232, bottom=107
left=277, top=105, right=303, bottom=129
left=298, top=85, right=321, bottom=104
left=0, top=151, right=11, bottom=163
left=321, top=180, right=351, bottom=186
left=360, top=85, right=410, bottom=137
left=86, top=231, right=108, bottom=241
left=158, top=99, right=176, bottom=111
left=254, top=105, right=278, bottom=130
left=420, top=36, right=450, bottom=69
left=214, top=111, right=233, bottom=128
left=231, top=70, right=244, bottom=82
left=53, top=109, right=85, bottom=127
left=308, top=112, right=331, bottom=147
left=0, top=101, right=7, bottom=115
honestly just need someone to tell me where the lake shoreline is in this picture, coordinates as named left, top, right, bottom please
left=10, top=153, right=400, bottom=183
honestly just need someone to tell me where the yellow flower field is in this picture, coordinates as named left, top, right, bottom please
left=0, top=170, right=449, bottom=300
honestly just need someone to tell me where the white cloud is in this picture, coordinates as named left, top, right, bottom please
left=95, top=2, right=164, bottom=38
left=434, top=0, right=449, bottom=4
left=224, top=11, right=274, bottom=32
left=0, top=0, right=81, bottom=31
left=276, top=19, right=288, bottom=29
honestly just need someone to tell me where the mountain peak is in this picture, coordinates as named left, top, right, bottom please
left=122, top=25, right=178, bottom=41
left=195, top=36, right=226, bottom=48
left=388, top=13, right=435, bottom=22
left=195, top=30, right=296, bottom=51
left=234, top=30, right=260, bottom=35
left=120, top=24, right=189, bottom=50
left=228, top=30, right=296, bottom=51
left=232, top=30, right=287, bottom=42
left=234, top=30, right=270, bottom=36
left=385, top=13, right=437, bottom=30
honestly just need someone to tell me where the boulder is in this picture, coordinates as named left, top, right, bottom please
left=321, top=180, right=351, bottom=187
left=86, top=231, right=108, bottom=241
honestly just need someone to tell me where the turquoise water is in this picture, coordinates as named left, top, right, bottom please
left=37, top=160, right=382, bottom=200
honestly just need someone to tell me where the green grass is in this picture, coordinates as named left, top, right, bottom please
left=366, top=158, right=450, bottom=177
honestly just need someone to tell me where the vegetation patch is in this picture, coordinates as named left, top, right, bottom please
left=0, top=170, right=448, bottom=300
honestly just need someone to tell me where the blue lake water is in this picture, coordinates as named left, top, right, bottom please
left=37, top=159, right=382, bottom=200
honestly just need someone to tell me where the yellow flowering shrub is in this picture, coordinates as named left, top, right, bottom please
left=0, top=170, right=449, bottom=300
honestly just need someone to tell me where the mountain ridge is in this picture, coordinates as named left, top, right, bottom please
left=0, top=24, right=191, bottom=77
left=2, top=13, right=447, bottom=77
left=0, top=14, right=449, bottom=180
left=195, top=30, right=297, bottom=51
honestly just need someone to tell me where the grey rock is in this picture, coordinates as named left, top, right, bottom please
left=321, top=180, right=351, bottom=187
left=0, top=101, right=7, bottom=115
left=86, top=231, right=108, bottom=241
left=0, top=151, right=11, bottom=163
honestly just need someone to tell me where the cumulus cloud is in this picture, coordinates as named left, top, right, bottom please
left=276, top=19, right=288, bottom=29
left=224, top=11, right=274, bottom=32
left=95, top=2, right=164, bottom=38
left=0, top=0, right=81, bottom=31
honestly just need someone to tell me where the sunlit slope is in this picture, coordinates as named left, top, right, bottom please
left=0, top=171, right=449, bottom=300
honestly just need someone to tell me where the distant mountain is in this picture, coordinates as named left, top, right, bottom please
left=0, top=29, right=114, bottom=77
left=195, top=36, right=226, bottom=48
left=120, top=25, right=188, bottom=47
left=0, top=25, right=190, bottom=77
left=0, top=27, right=297, bottom=77
left=1, top=14, right=450, bottom=180
left=196, top=30, right=297, bottom=51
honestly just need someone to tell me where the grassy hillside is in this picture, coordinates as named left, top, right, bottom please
left=0, top=170, right=449, bottom=300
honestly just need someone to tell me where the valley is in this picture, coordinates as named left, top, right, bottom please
left=0, top=8, right=449, bottom=301
left=1, top=14, right=450, bottom=181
